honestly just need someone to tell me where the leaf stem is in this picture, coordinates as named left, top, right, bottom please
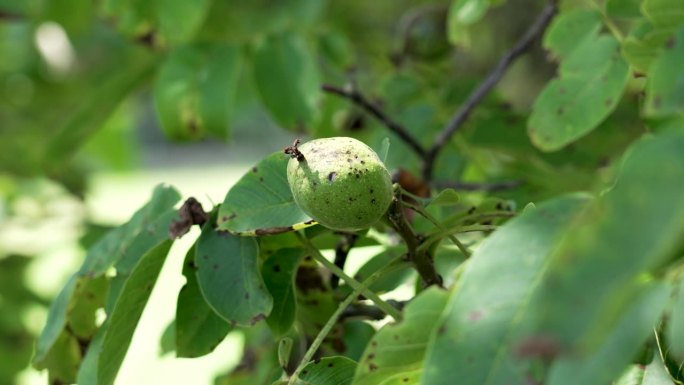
left=418, top=225, right=498, bottom=253
left=287, top=262, right=402, bottom=385
left=402, top=200, right=472, bottom=258
left=295, top=232, right=402, bottom=321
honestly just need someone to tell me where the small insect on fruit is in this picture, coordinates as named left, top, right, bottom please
left=285, top=137, right=393, bottom=232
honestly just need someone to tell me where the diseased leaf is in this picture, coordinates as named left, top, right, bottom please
left=262, top=248, right=303, bottom=337
left=546, top=282, right=669, bottom=385
left=36, top=330, right=81, bottom=384
left=529, top=35, right=629, bottom=151
left=154, top=44, right=241, bottom=140
left=533, top=130, right=684, bottom=351
left=217, top=152, right=312, bottom=235
left=253, top=32, right=319, bottom=130
left=66, top=275, right=109, bottom=340
left=98, top=240, right=174, bottom=385
left=353, top=287, right=447, bottom=385
left=543, top=9, right=601, bottom=60
left=645, top=25, right=684, bottom=118
left=296, top=356, right=357, bottom=385
left=421, top=195, right=590, bottom=385
left=176, top=243, right=232, bottom=358
left=195, top=224, right=273, bottom=326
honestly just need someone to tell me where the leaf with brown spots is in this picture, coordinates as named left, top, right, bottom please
left=352, top=287, right=448, bottom=385
left=295, top=356, right=357, bottom=385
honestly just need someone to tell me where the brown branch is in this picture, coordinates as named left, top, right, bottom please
left=421, top=1, right=559, bottom=182
left=321, top=84, right=427, bottom=158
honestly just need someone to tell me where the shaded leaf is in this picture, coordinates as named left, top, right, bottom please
left=533, top=130, right=684, bottom=351
left=196, top=224, right=273, bottom=326
left=606, top=0, right=642, bottom=19
left=97, top=240, right=173, bottom=385
left=354, top=287, right=448, bottom=385
left=66, top=275, right=109, bottom=340
left=529, top=35, right=629, bottom=151
left=420, top=194, right=590, bottom=385
left=643, top=0, right=684, bottom=30
left=176, top=243, right=232, bottom=357
left=345, top=246, right=412, bottom=296
left=643, top=351, right=676, bottom=385
left=253, top=32, right=319, bottom=130
left=296, top=356, right=357, bottom=385
left=622, top=22, right=672, bottom=73
left=547, top=282, right=669, bottom=385
left=154, top=44, right=241, bottom=140
left=160, top=320, right=175, bottom=356
left=342, top=321, right=376, bottom=362
left=39, top=330, right=82, bottom=384
left=262, top=248, right=304, bottom=337
left=668, top=279, right=684, bottom=361
left=645, top=25, right=684, bottom=118
left=101, top=0, right=210, bottom=46
left=217, top=152, right=312, bottom=235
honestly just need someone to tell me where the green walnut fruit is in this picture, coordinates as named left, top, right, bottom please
left=286, top=137, right=393, bottom=231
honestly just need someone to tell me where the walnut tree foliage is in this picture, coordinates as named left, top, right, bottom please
left=2, top=0, right=683, bottom=384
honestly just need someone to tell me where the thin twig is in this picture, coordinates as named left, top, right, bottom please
left=321, top=84, right=427, bottom=158
left=295, top=232, right=403, bottom=321
left=433, top=180, right=524, bottom=192
left=422, top=1, right=559, bottom=181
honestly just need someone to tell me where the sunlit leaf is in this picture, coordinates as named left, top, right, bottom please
left=354, top=287, right=448, bottom=385
left=217, top=152, right=313, bottom=235
left=195, top=224, right=273, bottom=326
left=533, top=130, right=684, bottom=351
left=154, top=44, right=241, bottom=140
left=176, top=244, right=232, bottom=357
left=97, top=240, right=174, bottom=385
left=421, top=194, right=590, bottom=385
left=529, top=35, right=629, bottom=151
left=296, top=356, right=357, bottom=385
left=543, top=9, right=601, bottom=60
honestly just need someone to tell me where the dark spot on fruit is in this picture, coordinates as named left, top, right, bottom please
left=346, top=150, right=351, bottom=154
left=371, top=198, right=376, bottom=204
left=369, top=363, right=378, bottom=371
left=328, top=172, right=337, bottom=182
left=355, top=155, right=358, bottom=159
left=369, top=189, right=374, bottom=194
left=360, top=160, right=365, bottom=164
left=355, top=174, right=360, bottom=179
left=273, top=264, right=281, bottom=272
left=403, top=378, right=409, bottom=382
left=347, top=158, right=352, bottom=163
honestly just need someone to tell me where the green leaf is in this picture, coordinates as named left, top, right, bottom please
left=645, top=25, right=684, bottom=118
left=447, top=0, right=496, bottom=46
left=217, top=152, right=312, bottom=235
left=426, top=188, right=460, bottom=207
left=528, top=35, right=629, bottom=151
left=533, top=130, right=684, bottom=350
left=160, top=320, right=175, bottom=356
left=154, top=44, right=242, bottom=140
left=66, top=275, right=109, bottom=340
left=546, top=282, right=669, bottom=385
left=39, top=330, right=82, bottom=384
left=622, top=22, right=672, bottom=73
left=101, top=0, right=210, bottom=46
left=253, top=32, right=319, bottom=130
left=195, top=224, right=273, bottom=326
left=379, top=137, right=390, bottom=164
left=543, top=9, right=602, bottom=60
left=643, top=0, right=684, bottom=30
left=642, top=351, right=675, bottom=385
left=79, top=184, right=180, bottom=276
left=296, top=356, right=357, bottom=385
left=420, top=194, right=590, bottom=385
left=353, top=287, right=448, bottom=385
left=262, top=248, right=303, bottom=337
left=76, top=327, right=105, bottom=385
left=44, top=59, right=156, bottom=169
left=97, top=240, right=174, bottom=385
left=33, top=276, right=79, bottom=366
left=606, top=0, right=642, bottom=19
left=669, top=279, right=684, bottom=361
left=176, top=243, right=232, bottom=358
left=340, top=246, right=412, bottom=296
left=342, top=321, right=376, bottom=362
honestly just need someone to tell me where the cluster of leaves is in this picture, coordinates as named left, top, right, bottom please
left=4, top=0, right=684, bottom=384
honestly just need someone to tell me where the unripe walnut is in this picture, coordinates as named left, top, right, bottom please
left=286, top=137, right=393, bottom=232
